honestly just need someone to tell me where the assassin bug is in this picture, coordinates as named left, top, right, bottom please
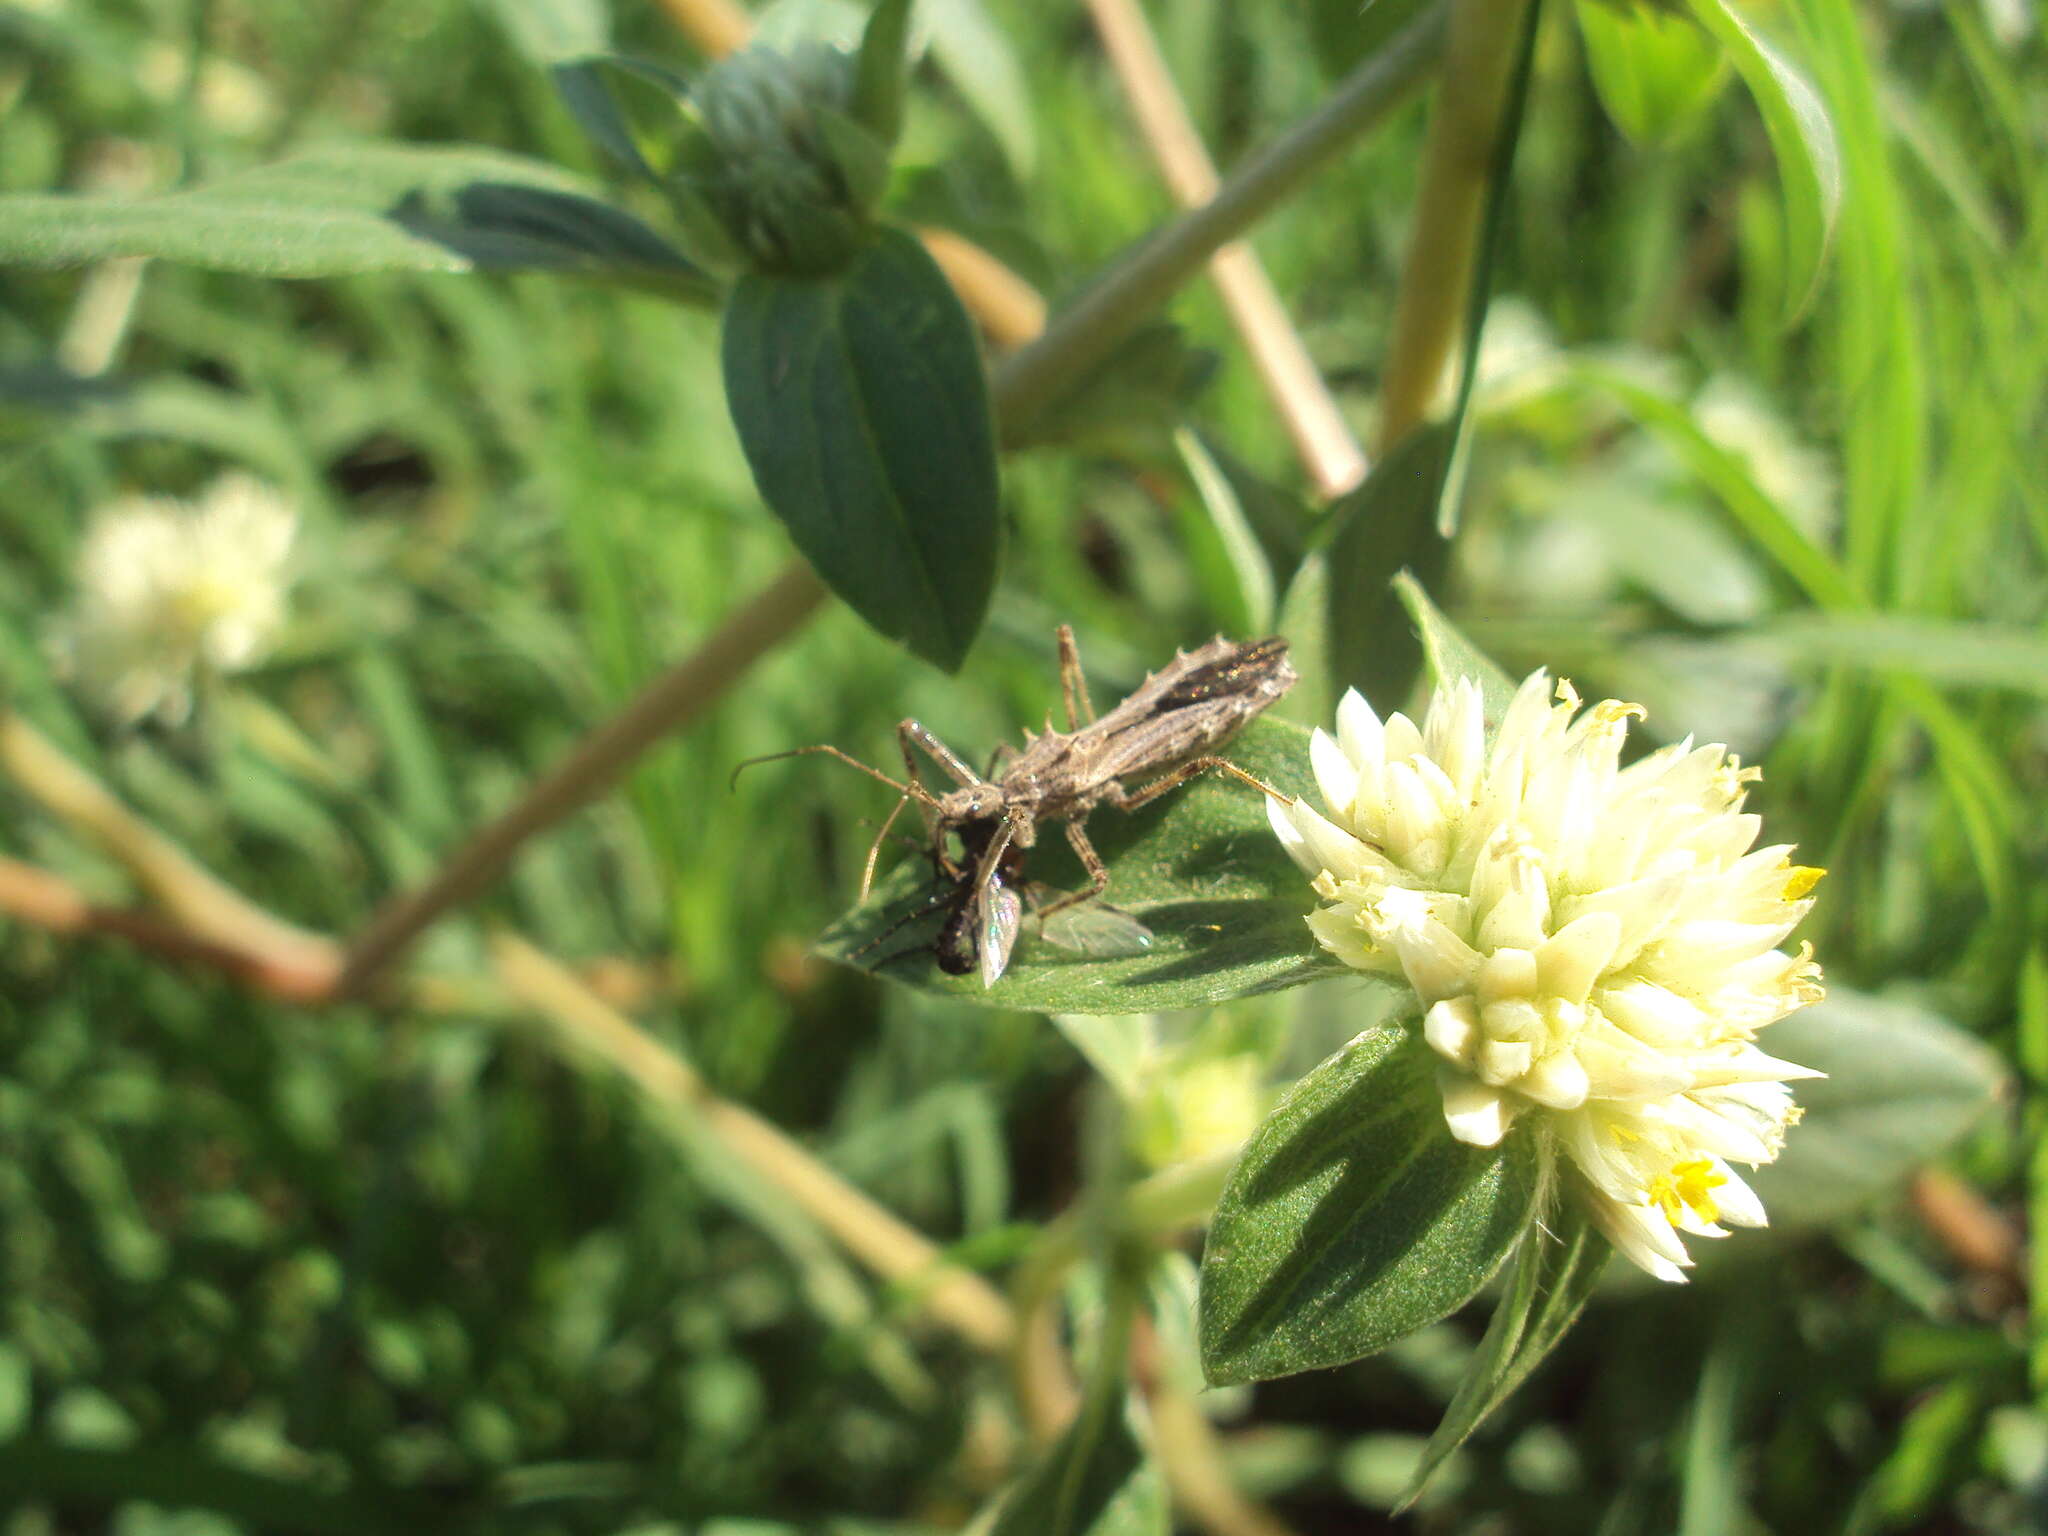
left=739, top=625, right=1296, bottom=985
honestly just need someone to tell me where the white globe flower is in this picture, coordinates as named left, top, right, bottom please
left=1269, top=671, right=1824, bottom=1281
left=55, top=472, right=298, bottom=726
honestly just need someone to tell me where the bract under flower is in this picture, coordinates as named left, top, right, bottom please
left=1269, top=672, right=1824, bottom=1281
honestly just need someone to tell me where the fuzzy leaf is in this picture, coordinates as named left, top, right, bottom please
left=1198, top=1023, right=1544, bottom=1385
left=1399, top=1198, right=1607, bottom=1507
left=0, top=143, right=711, bottom=297
left=723, top=227, right=1000, bottom=670
left=1395, top=573, right=1522, bottom=723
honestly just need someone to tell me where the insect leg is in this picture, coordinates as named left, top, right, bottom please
left=1056, top=623, right=1096, bottom=729
left=850, top=882, right=956, bottom=958
left=858, top=794, right=912, bottom=903
left=1035, top=820, right=1113, bottom=919
left=899, top=718, right=984, bottom=789
left=1106, top=756, right=1290, bottom=811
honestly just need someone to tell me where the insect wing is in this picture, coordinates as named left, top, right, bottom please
left=979, top=883, right=1024, bottom=988
left=1038, top=900, right=1154, bottom=958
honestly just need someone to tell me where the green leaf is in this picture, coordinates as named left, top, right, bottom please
left=1684, top=0, right=1841, bottom=320
left=1198, top=1023, right=1545, bottom=1385
left=1394, top=572, right=1521, bottom=721
left=552, top=56, right=693, bottom=184
left=1304, top=0, right=1436, bottom=81
left=1320, top=0, right=1538, bottom=701
left=815, top=716, right=1352, bottom=1011
left=1576, top=1, right=1731, bottom=146
left=482, top=0, right=610, bottom=64
left=1750, top=988, right=2005, bottom=1228
left=1746, top=614, right=2048, bottom=698
left=1320, top=424, right=1456, bottom=709
left=852, top=0, right=914, bottom=146
left=1175, top=428, right=1278, bottom=637
left=0, top=142, right=713, bottom=297
left=722, top=226, right=1001, bottom=669
left=923, top=0, right=1039, bottom=178
left=1398, top=1198, right=1607, bottom=1508
left=986, top=1404, right=1168, bottom=1536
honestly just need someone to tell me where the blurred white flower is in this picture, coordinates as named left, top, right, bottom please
left=1269, top=672, right=1825, bottom=1282
left=54, top=472, right=298, bottom=725
left=1693, top=375, right=1837, bottom=541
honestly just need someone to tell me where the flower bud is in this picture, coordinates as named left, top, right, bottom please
left=679, top=42, right=890, bottom=276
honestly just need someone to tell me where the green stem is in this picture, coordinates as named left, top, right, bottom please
left=1375, top=0, right=1533, bottom=453
left=993, top=8, right=1448, bottom=439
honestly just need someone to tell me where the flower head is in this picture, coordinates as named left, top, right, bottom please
left=1269, top=672, right=1824, bottom=1281
left=54, top=472, right=297, bottom=725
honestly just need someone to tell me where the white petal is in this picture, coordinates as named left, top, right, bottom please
left=1267, top=797, right=1318, bottom=876
left=1439, top=1069, right=1518, bottom=1146
left=1686, top=1047, right=1824, bottom=1088
left=1584, top=1192, right=1692, bottom=1283
left=1310, top=728, right=1360, bottom=820
left=1476, top=1037, right=1534, bottom=1085
left=1535, top=912, right=1622, bottom=1005
left=1335, top=687, right=1384, bottom=768
left=1518, top=1049, right=1590, bottom=1110
left=1424, top=997, right=1479, bottom=1066
left=1369, top=888, right=1483, bottom=1003
left=1711, top=1163, right=1768, bottom=1228
left=1305, top=905, right=1383, bottom=972
left=1284, top=799, right=1378, bottom=881
left=1596, top=981, right=1708, bottom=1051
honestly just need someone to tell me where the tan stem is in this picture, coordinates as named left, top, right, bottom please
left=1374, top=0, right=1530, bottom=453
left=1137, top=1316, right=1304, bottom=1536
left=917, top=227, right=1047, bottom=348
left=1085, top=0, right=1366, bottom=499
left=334, top=562, right=827, bottom=997
left=0, top=853, right=334, bottom=1001
left=490, top=933, right=1017, bottom=1353
left=995, top=10, right=1445, bottom=441
left=1007, top=1150, right=1237, bottom=1444
left=650, top=0, right=752, bottom=56
left=0, top=711, right=340, bottom=992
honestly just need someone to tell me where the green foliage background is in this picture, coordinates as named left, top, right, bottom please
left=0, top=0, right=2042, bottom=1532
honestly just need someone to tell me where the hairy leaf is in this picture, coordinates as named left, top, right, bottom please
left=723, top=227, right=1001, bottom=670
left=1199, top=1023, right=1544, bottom=1385
left=1400, top=1197, right=1607, bottom=1507
left=0, top=143, right=710, bottom=296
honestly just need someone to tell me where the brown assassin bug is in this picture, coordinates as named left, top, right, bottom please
left=738, top=625, right=1296, bottom=985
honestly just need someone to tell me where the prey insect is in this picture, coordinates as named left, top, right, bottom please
left=738, top=625, right=1297, bottom=985
left=867, top=815, right=1159, bottom=988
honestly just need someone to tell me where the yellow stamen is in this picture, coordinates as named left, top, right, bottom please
left=1649, top=1158, right=1726, bottom=1225
left=1781, top=864, right=1826, bottom=901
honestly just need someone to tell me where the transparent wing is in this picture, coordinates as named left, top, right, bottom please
left=979, top=884, right=1024, bottom=988
left=1036, top=897, right=1154, bottom=958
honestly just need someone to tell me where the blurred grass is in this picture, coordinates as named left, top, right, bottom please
left=1, top=0, right=2042, bottom=1532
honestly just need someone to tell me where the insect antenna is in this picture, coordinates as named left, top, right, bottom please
left=729, top=743, right=944, bottom=808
